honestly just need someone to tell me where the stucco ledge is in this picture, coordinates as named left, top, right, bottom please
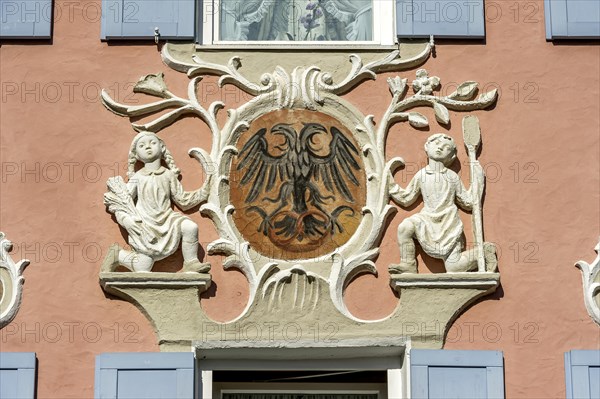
left=99, top=272, right=212, bottom=292
left=390, top=272, right=500, bottom=292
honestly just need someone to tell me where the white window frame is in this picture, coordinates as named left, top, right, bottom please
left=194, top=339, right=409, bottom=398
left=200, top=0, right=397, bottom=47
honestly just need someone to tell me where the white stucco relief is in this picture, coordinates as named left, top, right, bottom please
left=389, top=117, right=497, bottom=274
left=0, top=232, right=30, bottom=329
left=104, top=131, right=211, bottom=273
left=576, top=238, right=600, bottom=326
left=100, top=39, right=500, bottom=338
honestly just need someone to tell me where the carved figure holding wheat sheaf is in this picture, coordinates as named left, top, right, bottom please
left=103, top=131, right=211, bottom=273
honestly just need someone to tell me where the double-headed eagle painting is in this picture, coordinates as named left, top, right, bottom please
left=230, top=110, right=366, bottom=260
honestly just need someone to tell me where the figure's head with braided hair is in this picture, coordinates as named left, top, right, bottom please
left=127, top=131, right=180, bottom=179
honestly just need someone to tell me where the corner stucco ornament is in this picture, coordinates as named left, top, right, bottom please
left=0, top=232, right=30, bottom=329
left=576, top=238, right=600, bottom=326
left=100, top=39, right=500, bottom=349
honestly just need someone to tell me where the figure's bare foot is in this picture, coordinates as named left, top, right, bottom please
left=182, top=260, right=211, bottom=274
left=389, top=261, right=418, bottom=274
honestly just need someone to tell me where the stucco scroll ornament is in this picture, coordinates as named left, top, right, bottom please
left=103, top=131, right=211, bottom=273
left=575, top=238, right=600, bottom=326
left=101, top=39, right=498, bottom=319
left=0, top=232, right=30, bottom=329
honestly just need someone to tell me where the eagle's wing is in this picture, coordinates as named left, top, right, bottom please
left=236, top=126, right=294, bottom=203
left=301, top=123, right=360, bottom=202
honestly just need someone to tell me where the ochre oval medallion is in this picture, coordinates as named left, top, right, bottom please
left=230, top=109, right=366, bottom=260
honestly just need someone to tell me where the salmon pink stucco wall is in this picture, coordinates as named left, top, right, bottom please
left=0, top=0, right=599, bottom=398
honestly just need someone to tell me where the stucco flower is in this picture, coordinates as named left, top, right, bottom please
left=387, top=76, right=407, bottom=96
left=134, top=73, right=170, bottom=98
left=412, top=69, right=440, bottom=95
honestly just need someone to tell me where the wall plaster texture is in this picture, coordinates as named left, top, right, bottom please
left=0, top=7, right=598, bottom=397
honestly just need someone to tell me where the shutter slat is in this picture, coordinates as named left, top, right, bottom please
left=545, top=0, right=600, bottom=39
left=0, top=353, right=36, bottom=399
left=396, top=0, right=485, bottom=38
left=565, top=351, right=600, bottom=399
left=95, top=353, right=195, bottom=399
left=411, top=349, right=504, bottom=399
left=0, top=0, right=51, bottom=38
left=101, top=0, right=195, bottom=40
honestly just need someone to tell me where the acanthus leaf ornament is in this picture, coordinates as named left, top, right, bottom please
left=575, top=238, right=600, bottom=326
left=134, top=72, right=172, bottom=99
left=101, top=39, right=499, bottom=320
left=0, top=232, right=30, bottom=329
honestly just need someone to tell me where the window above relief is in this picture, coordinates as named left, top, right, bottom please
left=203, top=0, right=396, bottom=46
left=99, top=0, right=487, bottom=44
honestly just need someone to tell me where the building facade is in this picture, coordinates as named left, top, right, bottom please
left=1, top=0, right=599, bottom=398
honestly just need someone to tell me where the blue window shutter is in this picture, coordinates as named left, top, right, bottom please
left=95, top=352, right=195, bottom=399
left=0, top=0, right=52, bottom=38
left=545, top=0, right=600, bottom=39
left=396, top=0, right=485, bottom=38
left=411, top=349, right=504, bottom=399
left=101, top=0, right=195, bottom=40
left=565, top=350, right=600, bottom=399
left=0, top=353, right=37, bottom=399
